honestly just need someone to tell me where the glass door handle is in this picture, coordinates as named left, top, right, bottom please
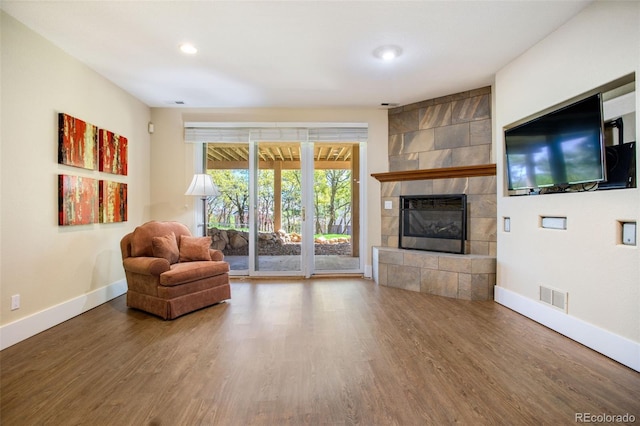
left=302, top=206, right=305, bottom=221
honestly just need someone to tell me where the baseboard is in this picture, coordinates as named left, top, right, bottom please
left=494, top=286, right=640, bottom=372
left=0, top=279, right=127, bottom=351
left=364, top=264, right=372, bottom=279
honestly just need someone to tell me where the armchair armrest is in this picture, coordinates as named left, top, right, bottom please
left=123, top=256, right=170, bottom=276
left=209, top=249, right=224, bottom=261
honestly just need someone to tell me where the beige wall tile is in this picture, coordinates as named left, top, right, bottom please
left=388, top=264, right=421, bottom=292
left=468, top=193, right=497, bottom=218
left=381, top=181, right=401, bottom=197
left=438, top=255, right=472, bottom=273
left=470, top=119, right=492, bottom=146
left=422, top=269, right=458, bottom=297
left=418, top=149, right=452, bottom=169
left=433, top=177, right=469, bottom=194
left=389, top=109, right=419, bottom=135
left=471, top=257, right=497, bottom=274
left=403, top=128, right=435, bottom=153
left=388, top=134, right=403, bottom=156
left=379, top=249, right=403, bottom=265
left=419, top=103, right=452, bottom=130
left=451, top=144, right=491, bottom=166
left=401, top=180, right=434, bottom=196
left=452, top=94, right=490, bottom=124
left=389, top=153, right=419, bottom=171
left=458, top=273, right=472, bottom=300
left=435, top=122, right=470, bottom=149
left=469, top=218, right=497, bottom=242
left=403, top=251, right=439, bottom=269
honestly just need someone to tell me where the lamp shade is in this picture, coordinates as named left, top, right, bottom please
left=185, top=174, right=219, bottom=196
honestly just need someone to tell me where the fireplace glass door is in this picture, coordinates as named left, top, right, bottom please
left=399, top=194, right=467, bottom=254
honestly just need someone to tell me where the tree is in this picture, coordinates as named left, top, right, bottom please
left=324, top=169, right=351, bottom=234
left=258, top=169, right=274, bottom=232
left=281, top=169, right=301, bottom=233
left=208, top=169, right=249, bottom=228
left=207, top=165, right=353, bottom=237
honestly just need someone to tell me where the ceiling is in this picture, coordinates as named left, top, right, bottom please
left=1, top=1, right=592, bottom=109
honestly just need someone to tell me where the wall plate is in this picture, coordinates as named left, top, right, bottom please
left=622, top=222, right=636, bottom=245
left=541, top=216, right=567, bottom=230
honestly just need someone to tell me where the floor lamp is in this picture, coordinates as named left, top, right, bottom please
left=185, top=173, right=219, bottom=236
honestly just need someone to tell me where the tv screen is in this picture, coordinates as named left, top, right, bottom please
left=505, top=93, right=605, bottom=191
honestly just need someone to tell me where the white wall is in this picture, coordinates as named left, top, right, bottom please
left=0, top=13, right=151, bottom=347
left=495, top=1, right=639, bottom=368
left=149, top=107, right=388, bottom=271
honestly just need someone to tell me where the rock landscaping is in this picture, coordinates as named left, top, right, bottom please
left=208, top=227, right=352, bottom=256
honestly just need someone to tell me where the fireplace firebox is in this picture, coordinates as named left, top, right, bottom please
left=399, top=194, right=467, bottom=254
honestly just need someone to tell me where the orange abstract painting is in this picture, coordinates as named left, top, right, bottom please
left=98, top=129, right=128, bottom=175
left=99, top=180, right=127, bottom=223
left=58, top=113, right=97, bottom=170
left=58, top=175, right=99, bottom=226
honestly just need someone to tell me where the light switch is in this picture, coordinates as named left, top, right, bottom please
left=622, top=222, right=636, bottom=246
left=504, top=217, right=511, bottom=232
left=384, top=200, right=392, bottom=210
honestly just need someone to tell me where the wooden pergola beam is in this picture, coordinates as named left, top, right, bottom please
left=207, top=160, right=352, bottom=170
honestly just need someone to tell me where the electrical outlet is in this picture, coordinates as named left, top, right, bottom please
left=11, top=294, right=20, bottom=310
left=384, top=200, right=392, bottom=210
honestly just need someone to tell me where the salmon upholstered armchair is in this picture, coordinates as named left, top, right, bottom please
left=120, top=221, right=231, bottom=319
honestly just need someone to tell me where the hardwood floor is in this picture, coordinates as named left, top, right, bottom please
left=1, top=278, right=639, bottom=425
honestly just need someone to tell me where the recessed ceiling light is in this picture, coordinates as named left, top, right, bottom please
left=180, top=43, right=198, bottom=55
left=373, top=45, right=403, bottom=61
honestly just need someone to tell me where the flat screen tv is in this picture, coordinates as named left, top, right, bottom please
left=504, top=93, right=606, bottom=191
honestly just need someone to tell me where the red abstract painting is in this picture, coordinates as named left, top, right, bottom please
left=58, top=175, right=99, bottom=226
left=99, top=180, right=127, bottom=223
left=58, top=113, right=97, bottom=170
left=98, top=129, right=128, bottom=175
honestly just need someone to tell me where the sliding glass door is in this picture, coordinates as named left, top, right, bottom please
left=312, top=142, right=361, bottom=273
left=201, top=126, right=365, bottom=277
left=252, top=141, right=306, bottom=275
left=205, top=142, right=250, bottom=273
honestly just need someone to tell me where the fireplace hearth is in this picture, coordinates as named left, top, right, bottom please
left=399, top=194, right=467, bottom=254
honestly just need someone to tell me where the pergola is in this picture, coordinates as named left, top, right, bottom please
left=206, top=142, right=360, bottom=256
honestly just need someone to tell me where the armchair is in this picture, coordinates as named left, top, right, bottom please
left=120, top=221, right=231, bottom=319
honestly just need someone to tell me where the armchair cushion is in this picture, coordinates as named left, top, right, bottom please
left=179, top=236, right=212, bottom=262
left=160, top=261, right=230, bottom=286
left=152, top=232, right=179, bottom=264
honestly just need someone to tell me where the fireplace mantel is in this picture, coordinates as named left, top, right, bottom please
left=371, top=164, right=496, bottom=182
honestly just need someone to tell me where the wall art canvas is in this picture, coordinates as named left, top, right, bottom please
left=58, top=175, right=98, bottom=226
left=99, top=129, right=128, bottom=175
left=58, top=113, right=97, bottom=170
left=99, top=180, right=127, bottom=223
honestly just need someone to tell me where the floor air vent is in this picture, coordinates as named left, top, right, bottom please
left=539, top=285, right=568, bottom=312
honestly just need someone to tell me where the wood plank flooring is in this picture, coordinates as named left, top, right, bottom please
left=1, top=278, right=639, bottom=425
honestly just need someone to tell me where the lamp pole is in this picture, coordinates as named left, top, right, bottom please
left=185, top=173, right=219, bottom=237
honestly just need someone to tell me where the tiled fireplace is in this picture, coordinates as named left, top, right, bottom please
left=373, top=87, right=497, bottom=301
